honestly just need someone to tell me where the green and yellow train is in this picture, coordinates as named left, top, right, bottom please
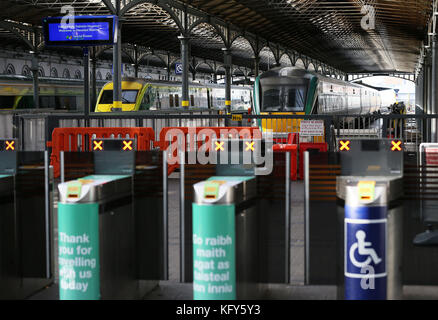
left=253, top=67, right=382, bottom=138
left=0, top=75, right=106, bottom=110
left=94, top=78, right=252, bottom=112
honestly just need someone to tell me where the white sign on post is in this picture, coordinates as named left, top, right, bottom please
left=300, top=120, right=324, bottom=136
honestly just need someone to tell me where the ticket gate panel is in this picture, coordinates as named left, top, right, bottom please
left=0, top=174, right=19, bottom=299
left=192, top=176, right=260, bottom=300
left=58, top=174, right=138, bottom=300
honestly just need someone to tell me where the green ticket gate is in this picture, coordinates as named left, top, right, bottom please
left=58, top=175, right=136, bottom=300
left=57, top=138, right=164, bottom=300
left=192, top=176, right=259, bottom=300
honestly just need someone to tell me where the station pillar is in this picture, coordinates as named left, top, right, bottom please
left=179, top=36, right=190, bottom=108
left=254, top=56, right=260, bottom=78
left=427, top=51, right=433, bottom=141
left=83, top=47, right=90, bottom=117
left=31, top=54, right=39, bottom=109
left=431, top=35, right=438, bottom=142
left=91, top=56, right=97, bottom=109
left=113, top=3, right=122, bottom=111
left=223, top=48, right=232, bottom=112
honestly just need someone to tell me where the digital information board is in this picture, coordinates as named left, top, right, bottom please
left=42, top=15, right=117, bottom=46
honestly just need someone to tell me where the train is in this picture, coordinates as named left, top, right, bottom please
left=252, top=66, right=383, bottom=134
left=0, top=75, right=106, bottom=110
left=94, top=78, right=252, bottom=112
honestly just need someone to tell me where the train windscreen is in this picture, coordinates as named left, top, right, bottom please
left=260, top=76, right=309, bottom=112
left=0, top=96, right=16, bottom=109
left=99, top=90, right=139, bottom=104
left=261, top=85, right=307, bottom=112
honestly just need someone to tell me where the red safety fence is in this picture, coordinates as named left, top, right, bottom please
left=47, top=127, right=155, bottom=178
left=299, top=142, right=328, bottom=180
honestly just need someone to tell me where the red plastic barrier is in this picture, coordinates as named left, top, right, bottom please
left=288, top=133, right=299, bottom=145
left=299, top=142, right=328, bottom=180
left=273, top=143, right=298, bottom=180
left=47, top=127, right=155, bottom=178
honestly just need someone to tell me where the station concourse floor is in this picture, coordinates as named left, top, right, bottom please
left=29, top=176, right=438, bottom=300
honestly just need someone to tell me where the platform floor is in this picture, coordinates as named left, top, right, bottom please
left=28, top=176, right=438, bottom=300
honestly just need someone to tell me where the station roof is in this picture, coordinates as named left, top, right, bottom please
left=0, top=0, right=433, bottom=76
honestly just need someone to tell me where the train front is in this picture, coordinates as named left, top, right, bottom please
left=253, top=67, right=317, bottom=140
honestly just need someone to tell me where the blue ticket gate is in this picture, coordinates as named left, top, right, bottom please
left=336, top=139, right=403, bottom=300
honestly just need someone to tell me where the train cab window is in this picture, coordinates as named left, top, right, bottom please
left=99, top=90, right=139, bottom=104
left=169, top=94, right=174, bottom=107
left=262, top=88, right=281, bottom=111
left=39, top=96, right=56, bottom=108
left=16, top=96, right=34, bottom=109
left=284, top=87, right=306, bottom=112
left=121, top=90, right=138, bottom=104
left=175, top=94, right=179, bottom=107
left=0, top=96, right=17, bottom=109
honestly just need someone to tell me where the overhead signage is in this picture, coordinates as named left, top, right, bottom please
left=42, top=15, right=117, bottom=46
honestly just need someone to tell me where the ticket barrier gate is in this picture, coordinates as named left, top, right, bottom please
left=414, top=143, right=438, bottom=246
left=0, top=158, right=17, bottom=299
left=0, top=139, right=54, bottom=299
left=192, top=176, right=260, bottom=300
left=336, top=139, right=403, bottom=300
left=57, top=139, right=162, bottom=300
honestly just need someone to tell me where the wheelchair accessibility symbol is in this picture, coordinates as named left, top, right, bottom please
left=349, top=230, right=382, bottom=268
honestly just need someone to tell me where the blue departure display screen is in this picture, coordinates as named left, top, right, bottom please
left=48, top=22, right=110, bottom=42
left=43, top=16, right=117, bottom=46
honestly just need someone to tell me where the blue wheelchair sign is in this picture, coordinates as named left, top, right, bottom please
left=345, top=220, right=386, bottom=277
left=175, top=63, right=183, bottom=75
